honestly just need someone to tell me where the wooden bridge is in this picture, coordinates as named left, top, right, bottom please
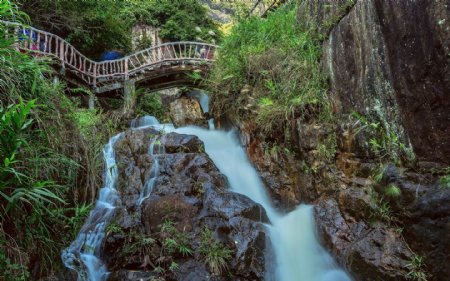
left=1, top=21, right=217, bottom=95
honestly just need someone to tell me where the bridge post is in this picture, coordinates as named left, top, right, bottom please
left=123, top=80, right=136, bottom=115
left=88, top=94, right=95, bottom=109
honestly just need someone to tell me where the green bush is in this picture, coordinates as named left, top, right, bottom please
left=0, top=1, right=119, bottom=278
left=136, top=92, right=167, bottom=122
left=18, top=0, right=221, bottom=58
left=209, top=2, right=327, bottom=143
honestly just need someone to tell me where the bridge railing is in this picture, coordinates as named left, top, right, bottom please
left=1, top=20, right=217, bottom=89
left=2, top=20, right=98, bottom=86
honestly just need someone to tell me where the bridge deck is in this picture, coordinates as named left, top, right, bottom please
left=1, top=21, right=217, bottom=93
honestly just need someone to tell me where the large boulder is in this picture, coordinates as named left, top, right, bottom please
left=169, top=96, right=206, bottom=127
left=315, top=198, right=413, bottom=281
left=104, top=127, right=268, bottom=280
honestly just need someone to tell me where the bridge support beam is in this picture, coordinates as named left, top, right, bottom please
left=123, top=80, right=136, bottom=115
left=88, top=94, right=95, bottom=109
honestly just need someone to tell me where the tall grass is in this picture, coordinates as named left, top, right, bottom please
left=0, top=1, right=112, bottom=278
left=209, top=2, right=328, bottom=143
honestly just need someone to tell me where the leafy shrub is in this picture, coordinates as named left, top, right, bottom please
left=209, top=2, right=327, bottom=144
left=0, top=1, right=119, bottom=278
left=136, top=92, right=167, bottom=122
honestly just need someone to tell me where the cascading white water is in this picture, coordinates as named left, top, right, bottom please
left=188, top=89, right=210, bottom=113
left=61, top=133, right=122, bottom=281
left=131, top=115, right=160, bottom=128
left=175, top=126, right=352, bottom=281
left=138, top=136, right=164, bottom=205
left=63, top=109, right=351, bottom=280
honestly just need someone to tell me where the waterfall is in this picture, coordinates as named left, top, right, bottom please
left=175, top=126, right=352, bottom=281
left=130, top=115, right=160, bottom=128
left=188, top=89, right=210, bottom=113
left=61, top=133, right=122, bottom=281
left=138, top=136, right=164, bottom=205
left=63, top=114, right=351, bottom=280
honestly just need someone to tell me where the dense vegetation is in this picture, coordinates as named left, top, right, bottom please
left=0, top=0, right=223, bottom=278
left=18, top=0, right=221, bottom=58
left=0, top=1, right=120, bottom=279
left=209, top=2, right=328, bottom=146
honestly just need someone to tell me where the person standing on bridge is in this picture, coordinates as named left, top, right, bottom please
left=200, top=45, right=206, bottom=59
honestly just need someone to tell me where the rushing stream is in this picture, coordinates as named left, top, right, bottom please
left=175, top=127, right=352, bottom=281
left=61, top=133, right=122, bottom=281
left=62, top=114, right=351, bottom=280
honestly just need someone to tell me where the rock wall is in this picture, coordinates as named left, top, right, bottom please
left=213, top=1, right=449, bottom=280
left=323, top=0, right=449, bottom=164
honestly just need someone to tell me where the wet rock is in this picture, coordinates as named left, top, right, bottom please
left=109, top=270, right=157, bottom=281
left=177, top=260, right=213, bottom=281
left=203, top=187, right=269, bottom=223
left=297, top=0, right=356, bottom=36
left=338, top=187, right=375, bottom=221
left=324, top=0, right=450, bottom=164
left=162, top=132, right=205, bottom=153
left=104, top=128, right=268, bottom=280
left=169, top=96, right=205, bottom=127
left=315, top=198, right=413, bottom=281
left=402, top=186, right=450, bottom=280
left=348, top=227, right=412, bottom=281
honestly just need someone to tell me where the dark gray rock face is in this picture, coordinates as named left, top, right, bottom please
left=402, top=186, right=450, bottom=280
left=323, top=0, right=450, bottom=164
left=315, top=198, right=413, bottom=281
left=103, top=127, right=268, bottom=280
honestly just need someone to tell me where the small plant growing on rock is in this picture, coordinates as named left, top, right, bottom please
left=106, top=223, right=124, bottom=236
left=160, top=220, right=193, bottom=257
left=351, top=111, right=414, bottom=164
left=372, top=164, right=387, bottom=183
left=385, top=184, right=401, bottom=198
left=406, top=255, right=428, bottom=281
left=169, top=261, right=179, bottom=272
left=439, top=175, right=450, bottom=189
left=198, top=226, right=233, bottom=275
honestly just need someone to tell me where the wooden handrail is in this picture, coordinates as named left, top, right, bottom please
left=1, top=20, right=217, bottom=91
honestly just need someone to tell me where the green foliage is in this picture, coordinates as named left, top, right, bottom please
left=373, top=199, right=393, bottom=223
left=439, top=175, right=450, bottom=189
left=316, top=133, right=337, bottom=163
left=406, top=255, right=428, bottom=281
left=0, top=2, right=120, bottom=278
left=209, top=2, right=328, bottom=145
left=18, top=0, right=221, bottom=58
left=140, top=0, right=221, bottom=43
left=0, top=99, right=64, bottom=213
left=385, top=184, right=401, bottom=198
left=136, top=92, right=167, bottom=122
left=18, top=0, right=131, bottom=58
left=198, top=226, right=233, bottom=275
left=352, top=111, right=415, bottom=165
left=160, top=220, right=193, bottom=257
left=372, top=164, right=387, bottom=183
left=119, top=231, right=156, bottom=259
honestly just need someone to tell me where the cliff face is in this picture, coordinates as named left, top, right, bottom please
left=213, top=1, right=449, bottom=280
left=321, top=0, right=449, bottom=164
left=297, top=0, right=450, bottom=279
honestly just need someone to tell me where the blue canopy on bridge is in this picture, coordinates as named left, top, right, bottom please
left=100, top=51, right=123, bottom=61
